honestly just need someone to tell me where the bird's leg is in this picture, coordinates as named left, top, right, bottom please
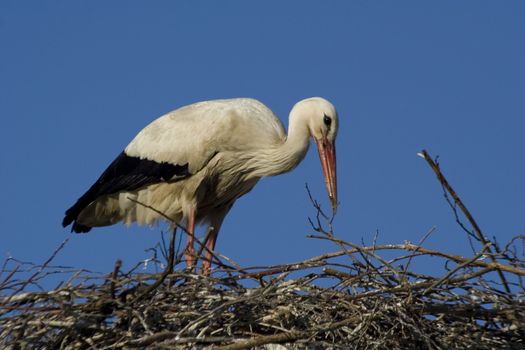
left=201, top=229, right=218, bottom=275
left=201, top=209, right=229, bottom=275
left=184, top=206, right=197, bottom=271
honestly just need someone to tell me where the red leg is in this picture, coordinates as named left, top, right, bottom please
left=184, top=207, right=197, bottom=271
left=201, top=207, right=230, bottom=275
left=201, top=230, right=218, bottom=275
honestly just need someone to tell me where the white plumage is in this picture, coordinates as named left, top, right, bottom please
left=63, top=97, right=339, bottom=273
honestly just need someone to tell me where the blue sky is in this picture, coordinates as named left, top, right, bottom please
left=1, top=2, right=524, bottom=278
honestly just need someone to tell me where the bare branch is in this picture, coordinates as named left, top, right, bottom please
left=419, top=150, right=512, bottom=294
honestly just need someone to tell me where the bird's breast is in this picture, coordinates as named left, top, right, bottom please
left=195, top=152, right=260, bottom=209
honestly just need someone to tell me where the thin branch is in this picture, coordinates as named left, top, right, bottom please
left=132, top=228, right=176, bottom=302
left=8, top=236, right=70, bottom=299
left=419, top=150, right=512, bottom=294
left=401, top=226, right=436, bottom=282
left=423, top=242, right=492, bottom=295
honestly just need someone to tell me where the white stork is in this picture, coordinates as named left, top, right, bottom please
left=63, top=97, right=338, bottom=273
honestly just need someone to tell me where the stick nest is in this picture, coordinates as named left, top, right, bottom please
left=2, top=230, right=524, bottom=350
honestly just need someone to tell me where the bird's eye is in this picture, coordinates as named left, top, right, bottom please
left=323, top=114, right=332, bottom=127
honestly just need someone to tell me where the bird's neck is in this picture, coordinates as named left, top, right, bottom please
left=247, top=117, right=310, bottom=178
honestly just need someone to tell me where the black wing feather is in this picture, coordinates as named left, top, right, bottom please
left=62, top=151, right=189, bottom=233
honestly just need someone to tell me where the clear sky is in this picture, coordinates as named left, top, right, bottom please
left=1, top=2, right=524, bottom=278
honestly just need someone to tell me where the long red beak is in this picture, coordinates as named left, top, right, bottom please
left=315, top=137, right=338, bottom=214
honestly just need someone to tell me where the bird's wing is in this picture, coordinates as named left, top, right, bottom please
left=62, top=151, right=190, bottom=231
left=124, top=98, right=286, bottom=171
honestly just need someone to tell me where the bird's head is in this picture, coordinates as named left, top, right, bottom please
left=291, top=97, right=338, bottom=214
